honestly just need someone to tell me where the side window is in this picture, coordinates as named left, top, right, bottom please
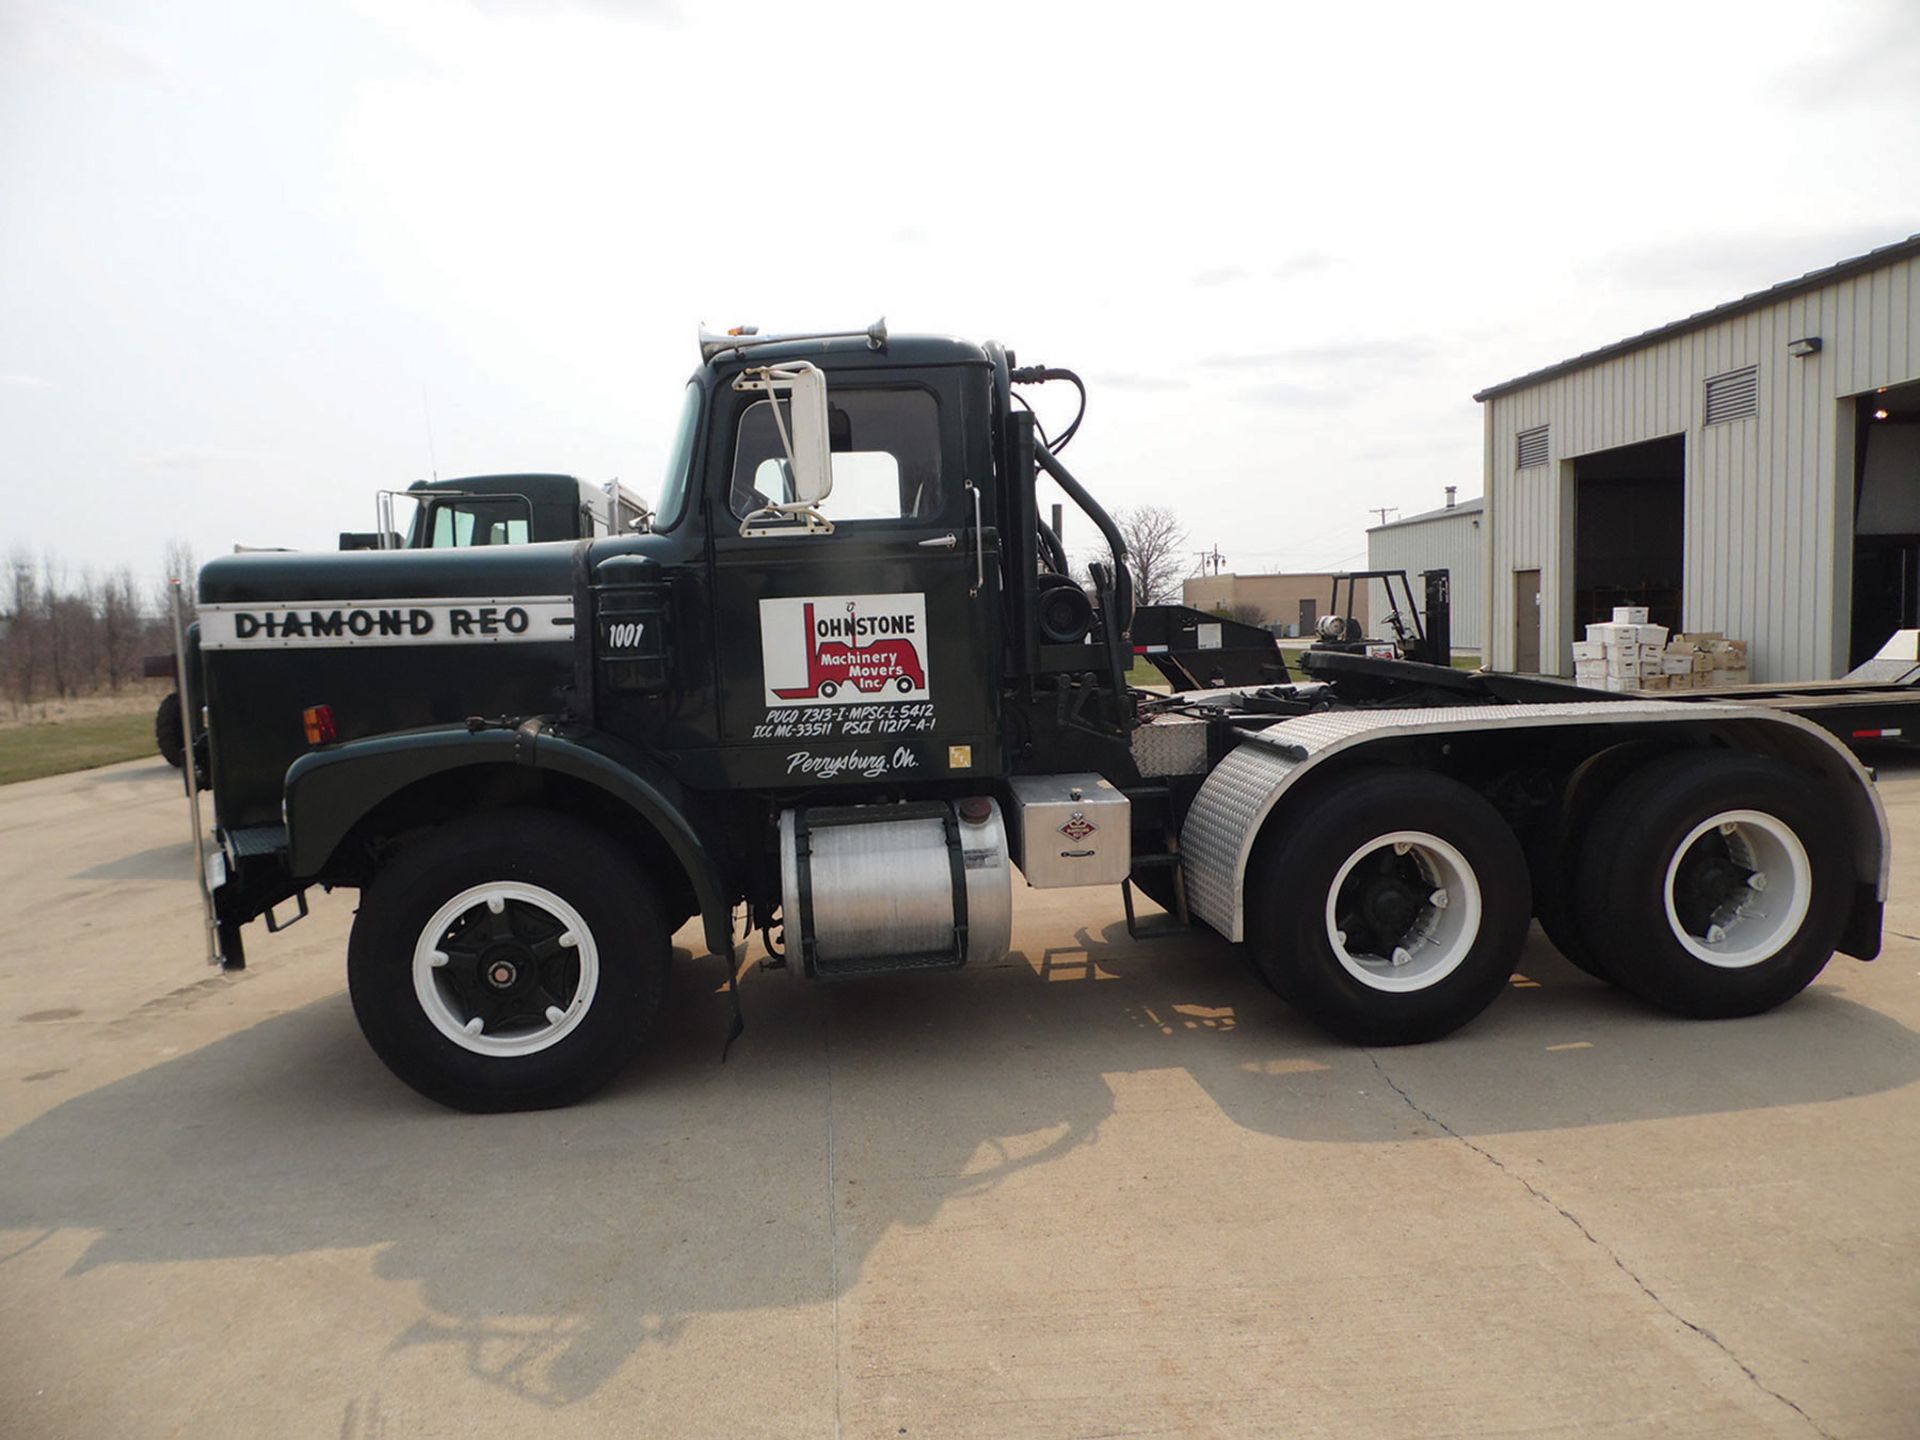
left=430, top=504, right=474, bottom=547
left=427, top=501, right=530, bottom=547
left=730, top=387, right=942, bottom=524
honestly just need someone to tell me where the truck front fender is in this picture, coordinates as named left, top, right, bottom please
left=284, top=720, right=734, bottom=957
left=1180, top=700, right=1889, bottom=957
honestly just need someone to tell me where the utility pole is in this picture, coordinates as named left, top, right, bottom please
left=1369, top=506, right=1398, bottom=527
left=1193, top=545, right=1225, bottom=577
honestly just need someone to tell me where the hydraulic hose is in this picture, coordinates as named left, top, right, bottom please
left=1009, top=365, right=1087, bottom=451
left=1032, top=440, right=1132, bottom=630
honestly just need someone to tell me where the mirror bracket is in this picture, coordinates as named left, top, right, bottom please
left=732, top=362, right=834, bottom=538
left=739, top=506, right=835, bottom=538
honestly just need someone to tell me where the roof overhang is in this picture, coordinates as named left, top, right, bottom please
left=1473, top=232, right=1920, bottom=403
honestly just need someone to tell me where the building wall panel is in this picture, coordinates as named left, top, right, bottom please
left=1366, top=509, right=1485, bottom=651
left=1484, top=252, right=1920, bottom=680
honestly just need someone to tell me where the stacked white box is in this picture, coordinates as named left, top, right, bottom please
left=1580, top=619, right=1671, bottom=688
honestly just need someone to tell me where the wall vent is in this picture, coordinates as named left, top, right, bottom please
left=1515, top=425, right=1549, bottom=469
left=1704, top=365, right=1759, bottom=425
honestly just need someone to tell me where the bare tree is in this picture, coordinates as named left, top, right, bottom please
left=1224, top=602, right=1269, bottom=628
left=99, top=567, right=143, bottom=690
left=1113, top=504, right=1189, bottom=607
left=0, top=550, right=183, bottom=707
left=3, top=549, right=40, bottom=707
left=38, top=552, right=78, bottom=699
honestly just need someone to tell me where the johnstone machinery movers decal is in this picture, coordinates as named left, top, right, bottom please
left=759, top=593, right=931, bottom=707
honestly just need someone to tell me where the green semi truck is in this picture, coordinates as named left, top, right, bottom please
left=169, top=324, right=1888, bottom=1112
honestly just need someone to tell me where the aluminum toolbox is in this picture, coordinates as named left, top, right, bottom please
left=1005, top=773, right=1131, bottom=888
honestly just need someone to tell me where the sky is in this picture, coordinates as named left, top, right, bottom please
left=3, top=0, right=1918, bottom=588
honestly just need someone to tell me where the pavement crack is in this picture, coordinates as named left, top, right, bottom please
left=1364, top=1050, right=1837, bottom=1440
left=0, top=1227, right=56, bottom=1266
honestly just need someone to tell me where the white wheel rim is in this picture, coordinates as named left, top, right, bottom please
left=412, top=882, right=600, bottom=1056
left=1661, top=809, right=1811, bottom=969
left=1323, top=830, right=1483, bottom=992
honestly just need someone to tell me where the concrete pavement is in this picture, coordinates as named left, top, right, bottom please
left=2, top=755, right=1917, bottom=1437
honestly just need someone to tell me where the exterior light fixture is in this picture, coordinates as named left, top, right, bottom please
left=1874, top=408, right=1891, bottom=421
left=1787, top=337, right=1822, bottom=357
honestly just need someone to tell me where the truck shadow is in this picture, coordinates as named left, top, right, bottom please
left=81, top=760, right=178, bottom=784
left=2, top=922, right=1915, bottom=1406
left=73, top=840, right=195, bottom=881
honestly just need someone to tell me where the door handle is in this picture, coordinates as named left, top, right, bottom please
left=918, top=533, right=958, bottom=549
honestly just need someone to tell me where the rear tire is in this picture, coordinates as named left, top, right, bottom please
left=1574, top=753, right=1850, bottom=1019
left=1530, top=779, right=1611, bottom=981
left=1246, top=768, right=1531, bottom=1045
left=155, top=692, right=186, bottom=769
left=348, top=809, right=669, bottom=1111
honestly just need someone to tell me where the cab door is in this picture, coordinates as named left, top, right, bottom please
left=707, top=368, right=1001, bottom=789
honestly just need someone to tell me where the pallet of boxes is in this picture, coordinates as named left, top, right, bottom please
left=1667, top=632, right=1749, bottom=689
left=1571, top=607, right=1750, bottom=692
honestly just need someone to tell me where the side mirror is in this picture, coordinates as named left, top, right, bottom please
left=775, top=363, right=833, bottom=504
left=733, top=361, right=837, bottom=536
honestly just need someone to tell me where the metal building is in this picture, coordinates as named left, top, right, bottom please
left=1476, top=233, right=1920, bottom=680
left=1182, top=571, right=1368, bottom=638
left=1366, top=488, right=1485, bottom=653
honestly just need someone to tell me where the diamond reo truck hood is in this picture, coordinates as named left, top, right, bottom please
left=198, top=539, right=584, bottom=605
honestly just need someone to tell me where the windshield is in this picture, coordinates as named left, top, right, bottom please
left=654, top=382, right=701, bottom=529
left=408, top=496, right=534, bottom=548
left=730, top=387, right=942, bottom=522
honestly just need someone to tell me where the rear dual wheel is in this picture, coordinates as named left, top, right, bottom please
left=1246, top=768, right=1531, bottom=1045
left=1572, top=753, right=1849, bottom=1018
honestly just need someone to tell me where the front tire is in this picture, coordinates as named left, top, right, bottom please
left=348, top=809, right=669, bottom=1111
left=1573, top=753, right=1849, bottom=1018
left=1246, top=768, right=1531, bottom=1045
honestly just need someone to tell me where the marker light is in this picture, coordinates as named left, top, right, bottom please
left=303, top=705, right=338, bottom=745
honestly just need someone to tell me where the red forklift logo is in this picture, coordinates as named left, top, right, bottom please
left=762, top=594, right=930, bottom=705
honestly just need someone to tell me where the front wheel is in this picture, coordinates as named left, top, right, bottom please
left=1574, top=753, right=1850, bottom=1018
left=348, top=809, right=669, bottom=1111
left=1245, top=767, right=1531, bottom=1045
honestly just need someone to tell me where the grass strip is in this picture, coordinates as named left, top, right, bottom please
left=0, top=711, right=158, bottom=785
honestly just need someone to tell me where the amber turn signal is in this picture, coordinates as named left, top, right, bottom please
left=302, top=705, right=338, bottom=745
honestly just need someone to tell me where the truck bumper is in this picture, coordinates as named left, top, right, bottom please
left=209, top=824, right=306, bottom=969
